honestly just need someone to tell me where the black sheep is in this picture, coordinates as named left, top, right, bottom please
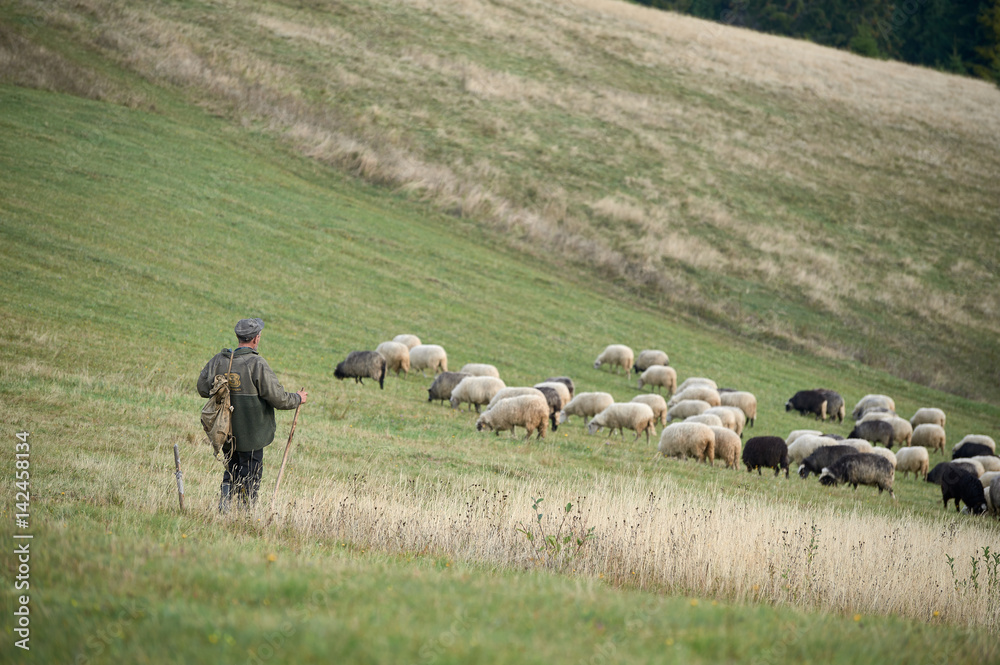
left=848, top=420, right=895, bottom=449
left=818, top=453, right=895, bottom=498
left=927, top=461, right=983, bottom=485
left=535, top=385, right=563, bottom=433
left=742, top=436, right=789, bottom=478
left=939, top=467, right=987, bottom=514
left=798, top=445, right=858, bottom=479
left=952, top=442, right=996, bottom=460
left=785, top=390, right=828, bottom=420
left=334, top=350, right=387, bottom=389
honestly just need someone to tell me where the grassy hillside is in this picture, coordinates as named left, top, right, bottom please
left=2, top=0, right=999, bottom=401
left=2, top=82, right=999, bottom=663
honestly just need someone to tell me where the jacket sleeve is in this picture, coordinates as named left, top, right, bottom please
left=253, top=358, right=301, bottom=410
left=196, top=358, right=215, bottom=398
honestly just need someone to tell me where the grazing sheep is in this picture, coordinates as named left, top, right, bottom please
left=787, top=435, right=839, bottom=465
left=886, top=417, right=913, bottom=447
left=410, top=344, right=448, bottom=376
left=785, top=390, right=828, bottom=421
left=631, top=394, right=668, bottom=426
left=460, top=363, right=501, bottom=378
left=819, top=454, right=896, bottom=498
left=909, top=407, right=946, bottom=429
left=938, top=468, right=987, bottom=514
left=971, top=456, right=1000, bottom=473
left=851, top=394, right=896, bottom=421
left=814, top=389, right=845, bottom=423
left=895, top=446, right=930, bottom=480
left=704, top=406, right=744, bottom=437
left=449, top=376, right=506, bottom=413
left=719, top=391, right=757, bottom=427
left=427, top=372, right=472, bottom=405
left=564, top=392, right=615, bottom=423
left=841, top=438, right=875, bottom=454
left=685, top=413, right=724, bottom=428
left=634, top=349, right=669, bottom=371
left=657, top=422, right=715, bottom=464
left=858, top=411, right=893, bottom=423
left=868, top=446, right=897, bottom=468
left=487, top=387, right=546, bottom=411
left=989, top=477, right=1000, bottom=515
left=822, top=433, right=845, bottom=440
left=593, top=344, right=635, bottom=379
left=375, top=341, right=411, bottom=378
left=978, top=471, right=1000, bottom=489
left=534, top=381, right=572, bottom=410
left=953, top=443, right=996, bottom=460
left=798, top=445, right=859, bottom=479
left=742, top=436, right=789, bottom=477
left=544, top=376, right=575, bottom=399
left=637, top=365, right=677, bottom=395
left=848, top=420, right=895, bottom=449
left=587, top=403, right=657, bottom=443
left=677, top=377, right=718, bottom=393
left=955, top=435, right=996, bottom=453
left=786, top=430, right=823, bottom=446
left=476, top=394, right=549, bottom=440
left=927, top=461, right=985, bottom=485
left=334, top=351, right=387, bottom=390
left=911, top=424, right=946, bottom=455
left=534, top=385, right=566, bottom=432
left=709, top=426, right=741, bottom=469
left=668, top=386, right=721, bottom=408
left=392, top=334, right=422, bottom=349
left=666, top=399, right=711, bottom=422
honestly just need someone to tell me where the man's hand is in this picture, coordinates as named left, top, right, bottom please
left=297, top=390, right=309, bottom=405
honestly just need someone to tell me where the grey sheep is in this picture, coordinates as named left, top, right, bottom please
left=798, top=445, right=859, bottom=479
left=427, top=372, right=472, bottom=405
left=848, top=420, right=895, bottom=449
left=819, top=453, right=896, bottom=499
left=544, top=376, right=575, bottom=399
left=814, top=388, right=845, bottom=423
left=334, top=351, right=387, bottom=390
left=534, top=381, right=572, bottom=410
left=634, top=349, right=669, bottom=371
left=534, top=385, right=566, bottom=432
left=476, top=394, right=549, bottom=440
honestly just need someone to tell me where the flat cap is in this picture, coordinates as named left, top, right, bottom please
left=235, top=318, right=264, bottom=338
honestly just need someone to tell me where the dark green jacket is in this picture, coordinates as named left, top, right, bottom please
left=197, top=347, right=301, bottom=452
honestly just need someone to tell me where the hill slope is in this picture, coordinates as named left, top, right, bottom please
left=2, top=0, right=999, bottom=400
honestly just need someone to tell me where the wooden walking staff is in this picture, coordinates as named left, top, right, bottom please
left=270, top=391, right=304, bottom=513
left=173, top=443, right=185, bottom=511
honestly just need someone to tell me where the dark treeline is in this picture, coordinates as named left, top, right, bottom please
left=633, top=0, right=1000, bottom=82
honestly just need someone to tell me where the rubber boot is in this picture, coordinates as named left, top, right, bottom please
left=218, top=482, right=232, bottom=514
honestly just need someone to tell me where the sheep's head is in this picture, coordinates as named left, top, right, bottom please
left=818, top=469, right=840, bottom=486
left=476, top=418, right=492, bottom=433
left=593, top=360, right=602, bottom=369
left=587, top=420, right=601, bottom=435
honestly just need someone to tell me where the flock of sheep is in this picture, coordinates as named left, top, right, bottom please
left=334, top=339, right=1000, bottom=517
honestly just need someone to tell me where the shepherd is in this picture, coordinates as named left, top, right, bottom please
left=197, top=318, right=307, bottom=512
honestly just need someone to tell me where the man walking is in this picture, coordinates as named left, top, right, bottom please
left=198, top=318, right=307, bottom=512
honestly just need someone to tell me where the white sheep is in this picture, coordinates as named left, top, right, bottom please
left=955, top=434, right=997, bottom=453
left=587, top=403, right=657, bottom=443
left=487, top=387, right=545, bottom=411
left=593, top=344, right=635, bottom=379
left=709, top=426, right=742, bottom=469
left=410, top=344, right=448, bottom=376
left=703, top=406, right=744, bottom=437
left=677, top=377, right=718, bottom=393
left=449, top=376, right=506, bottom=412
left=979, top=471, right=1000, bottom=489
left=719, top=391, right=757, bottom=428
left=634, top=349, right=669, bottom=371
left=787, top=435, right=839, bottom=465
left=636, top=365, right=677, bottom=395
left=685, top=413, right=724, bottom=428
left=666, top=399, right=711, bottom=422
left=534, top=381, right=571, bottom=410
left=631, top=394, right=668, bottom=426
left=867, top=446, right=897, bottom=468
left=657, top=422, right=715, bottom=464
left=476, top=394, right=549, bottom=440
left=851, top=394, right=896, bottom=420
left=375, top=341, right=411, bottom=378
left=392, top=334, right=422, bottom=349
left=909, top=407, right=946, bottom=429
left=842, top=438, right=875, bottom=454
left=859, top=411, right=894, bottom=423
left=894, top=446, right=930, bottom=480
left=886, top=416, right=913, bottom=447
left=911, top=423, right=946, bottom=455
left=564, top=392, right=615, bottom=423
left=971, top=456, right=1000, bottom=473
left=785, top=429, right=823, bottom=446
left=460, top=363, right=501, bottom=378
left=668, top=386, right=721, bottom=409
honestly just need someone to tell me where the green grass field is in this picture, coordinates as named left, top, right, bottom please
left=1, top=0, right=999, bottom=662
